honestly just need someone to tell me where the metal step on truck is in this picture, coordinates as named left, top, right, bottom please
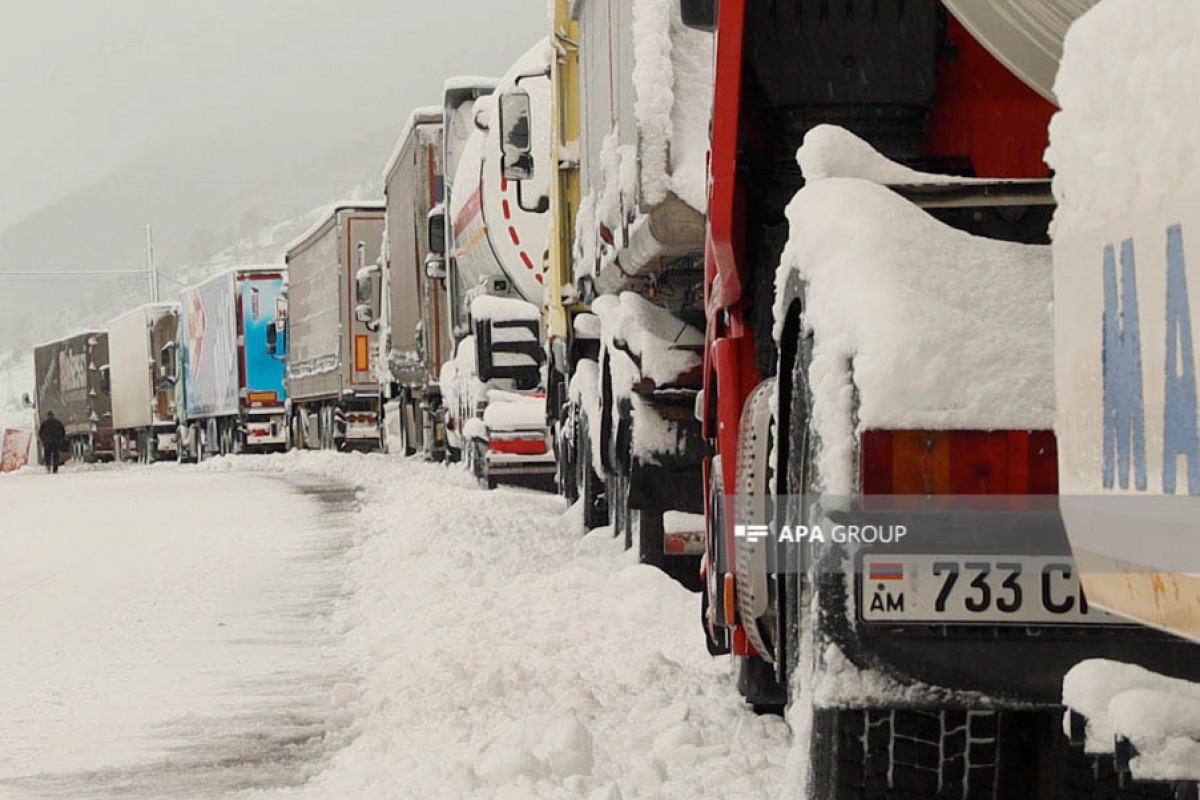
left=682, top=0, right=1199, bottom=797
left=543, top=0, right=712, bottom=585
left=357, top=106, right=452, bottom=460
left=284, top=203, right=385, bottom=452
left=177, top=267, right=289, bottom=459
left=108, top=302, right=179, bottom=463
left=30, top=331, right=114, bottom=464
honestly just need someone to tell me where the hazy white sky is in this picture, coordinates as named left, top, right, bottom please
left=0, top=0, right=546, bottom=230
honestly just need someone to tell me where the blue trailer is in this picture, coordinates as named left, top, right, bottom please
left=177, top=267, right=288, bottom=458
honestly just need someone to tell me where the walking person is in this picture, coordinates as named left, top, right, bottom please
left=38, top=411, right=66, bottom=474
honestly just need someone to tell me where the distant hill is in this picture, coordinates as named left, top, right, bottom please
left=0, top=124, right=398, bottom=357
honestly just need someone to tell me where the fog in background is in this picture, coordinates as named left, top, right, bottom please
left=0, top=0, right=546, bottom=363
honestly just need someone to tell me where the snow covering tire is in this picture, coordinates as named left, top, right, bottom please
left=576, top=411, right=607, bottom=530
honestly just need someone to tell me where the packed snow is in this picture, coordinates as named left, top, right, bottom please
left=0, top=468, right=357, bottom=797
left=1046, top=0, right=1200, bottom=238
left=0, top=453, right=789, bottom=799
left=774, top=141, right=1054, bottom=493
left=631, top=0, right=714, bottom=211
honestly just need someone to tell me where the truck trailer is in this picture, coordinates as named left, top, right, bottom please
left=285, top=204, right=385, bottom=451
left=358, top=106, right=451, bottom=459
left=681, top=0, right=1198, bottom=797
left=543, top=0, right=712, bottom=584
left=1048, top=1, right=1200, bottom=789
left=107, top=302, right=179, bottom=463
left=177, top=267, right=288, bottom=459
left=31, top=331, right=114, bottom=464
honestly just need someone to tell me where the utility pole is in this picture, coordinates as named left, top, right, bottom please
left=145, top=224, right=160, bottom=303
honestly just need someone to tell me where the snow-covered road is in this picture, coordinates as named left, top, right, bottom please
left=0, top=468, right=359, bottom=799
left=0, top=454, right=788, bottom=799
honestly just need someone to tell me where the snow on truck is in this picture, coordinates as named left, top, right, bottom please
left=176, top=268, right=289, bottom=459
left=1048, top=0, right=1200, bottom=786
left=31, top=331, right=114, bottom=463
left=357, top=106, right=451, bottom=459
left=107, top=303, right=180, bottom=463
left=677, top=0, right=1198, bottom=797
left=435, top=50, right=557, bottom=489
left=284, top=204, right=385, bottom=452
left=543, top=0, right=712, bottom=583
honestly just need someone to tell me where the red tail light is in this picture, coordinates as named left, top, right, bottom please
left=859, top=430, right=1058, bottom=495
left=489, top=438, right=548, bottom=456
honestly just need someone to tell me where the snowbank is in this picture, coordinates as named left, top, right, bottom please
left=188, top=452, right=789, bottom=799
left=1063, top=660, right=1200, bottom=781
left=1046, top=0, right=1200, bottom=237
left=775, top=171, right=1054, bottom=493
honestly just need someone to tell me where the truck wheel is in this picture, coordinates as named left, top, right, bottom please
left=555, top=417, right=578, bottom=502
left=471, top=439, right=492, bottom=489
left=803, top=708, right=1001, bottom=800
left=398, top=397, right=415, bottom=456
left=576, top=412, right=607, bottom=530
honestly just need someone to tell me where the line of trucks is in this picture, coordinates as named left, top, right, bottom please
left=24, top=0, right=1200, bottom=795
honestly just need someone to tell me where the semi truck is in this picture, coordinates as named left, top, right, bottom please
left=433, top=76, right=495, bottom=463
left=107, top=303, right=179, bottom=463
left=177, top=267, right=288, bottom=459
left=680, top=0, right=1199, bottom=797
left=285, top=204, right=385, bottom=451
left=1048, top=0, right=1200, bottom=788
left=30, top=331, right=114, bottom=464
left=358, top=106, right=450, bottom=459
left=434, top=49, right=557, bottom=489
left=543, top=0, right=712, bottom=583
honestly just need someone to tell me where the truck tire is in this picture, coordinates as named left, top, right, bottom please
left=398, top=396, right=415, bottom=456
left=804, top=708, right=1001, bottom=800
left=555, top=417, right=578, bottom=502
left=576, top=412, right=607, bottom=530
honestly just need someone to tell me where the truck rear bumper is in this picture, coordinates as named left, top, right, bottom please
left=823, top=575, right=1200, bottom=707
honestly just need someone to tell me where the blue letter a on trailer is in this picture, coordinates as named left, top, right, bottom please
left=1103, top=239, right=1148, bottom=490
left=1163, top=224, right=1199, bottom=494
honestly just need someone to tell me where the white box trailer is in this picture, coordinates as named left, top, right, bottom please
left=107, top=303, right=179, bottom=462
left=285, top=203, right=385, bottom=450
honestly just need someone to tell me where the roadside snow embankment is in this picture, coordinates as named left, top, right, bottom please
left=195, top=452, right=787, bottom=799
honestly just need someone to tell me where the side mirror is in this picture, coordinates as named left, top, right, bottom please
left=99, top=365, right=111, bottom=395
left=160, top=342, right=177, bottom=381
left=428, top=207, right=446, bottom=255
left=354, top=263, right=381, bottom=324
left=266, top=323, right=278, bottom=356
left=424, top=253, right=447, bottom=281
left=21, top=393, right=32, bottom=410
left=499, top=90, right=534, bottom=181
left=680, top=0, right=716, bottom=30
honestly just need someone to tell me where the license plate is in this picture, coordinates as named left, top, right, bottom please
left=859, top=555, right=1115, bottom=624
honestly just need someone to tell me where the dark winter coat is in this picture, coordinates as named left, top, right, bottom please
left=38, top=417, right=66, bottom=449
